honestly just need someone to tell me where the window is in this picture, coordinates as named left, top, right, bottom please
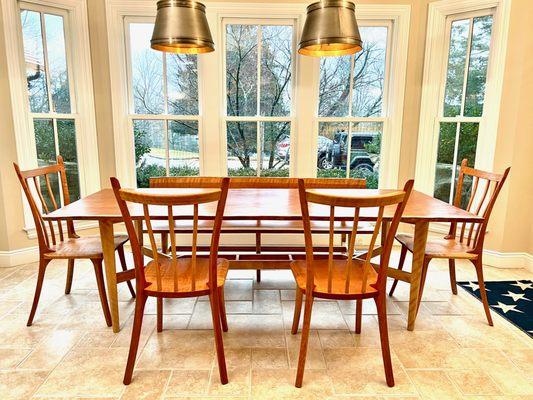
left=19, top=6, right=79, bottom=203
left=126, top=20, right=200, bottom=188
left=434, top=13, right=493, bottom=203
left=316, top=24, right=390, bottom=188
left=224, top=21, right=294, bottom=176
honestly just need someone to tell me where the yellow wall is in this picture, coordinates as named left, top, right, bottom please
left=0, top=0, right=531, bottom=263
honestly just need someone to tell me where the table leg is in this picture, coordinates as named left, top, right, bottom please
left=407, top=221, right=429, bottom=331
left=99, top=219, right=120, bottom=333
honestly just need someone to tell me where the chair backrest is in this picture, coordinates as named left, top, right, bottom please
left=14, top=156, right=74, bottom=254
left=150, top=176, right=366, bottom=189
left=111, top=177, right=230, bottom=293
left=448, top=159, right=510, bottom=253
left=298, top=179, right=414, bottom=294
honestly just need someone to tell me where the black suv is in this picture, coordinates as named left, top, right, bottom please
left=318, top=131, right=377, bottom=172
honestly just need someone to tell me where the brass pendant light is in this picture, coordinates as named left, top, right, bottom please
left=151, top=0, right=214, bottom=54
left=299, top=0, right=362, bottom=57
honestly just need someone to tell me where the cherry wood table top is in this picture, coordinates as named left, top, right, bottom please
left=44, top=188, right=482, bottom=224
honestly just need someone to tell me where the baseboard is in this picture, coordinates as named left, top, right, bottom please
left=1, top=243, right=531, bottom=272
left=483, top=250, right=533, bottom=271
left=0, top=246, right=39, bottom=268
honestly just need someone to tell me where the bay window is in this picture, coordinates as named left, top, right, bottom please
left=108, top=3, right=409, bottom=187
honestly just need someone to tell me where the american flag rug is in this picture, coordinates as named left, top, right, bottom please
left=458, top=280, right=532, bottom=338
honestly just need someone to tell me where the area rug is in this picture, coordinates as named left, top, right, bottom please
left=458, top=280, right=532, bottom=338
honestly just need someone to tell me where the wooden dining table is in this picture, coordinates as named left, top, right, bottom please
left=45, top=187, right=483, bottom=333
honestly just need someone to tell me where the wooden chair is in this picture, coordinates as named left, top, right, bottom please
left=13, top=156, right=133, bottom=327
left=389, top=159, right=510, bottom=326
left=111, top=177, right=231, bottom=385
left=149, top=177, right=368, bottom=282
left=291, top=179, right=414, bottom=388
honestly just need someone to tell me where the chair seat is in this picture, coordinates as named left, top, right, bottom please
left=44, top=235, right=129, bottom=259
left=144, top=257, right=229, bottom=296
left=146, top=219, right=375, bottom=234
left=290, top=258, right=379, bottom=299
left=396, top=233, right=478, bottom=260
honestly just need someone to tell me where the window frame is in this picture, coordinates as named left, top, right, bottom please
left=415, top=0, right=511, bottom=196
left=2, top=0, right=100, bottom=235
left=221, top=17, right=297, bottom=177
left=124, top=16, right=203, bottom=183
left=316, top=19, right=393, bottom=182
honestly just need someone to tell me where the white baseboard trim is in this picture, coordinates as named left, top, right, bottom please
left=0, top=246, right=39, bottom=268
left=1, top=243, right=532, bottom=272
left=483, top=250, right=533, bottom=271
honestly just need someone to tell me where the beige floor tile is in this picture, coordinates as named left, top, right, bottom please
left=18, top=329, right=84, bottom=370
left=208, top=366, right=250, bottom=397
left=328, top=367, right=416, bottom=396
left=502, top=348, right=533, bottom=378
left=252, top=270, right=296, bottom=290
left=252, top=347, right=289, bottom=369
left=407, top=370, right=463, bottom=399
left=0, top=347, right=32, bottom=369
left=253, top=289, right=282, bottom=314
left=120, top=369, right=171, bottom=400
left=447, top=369, right=503, bottom=395
left=0, top=370, right=49, bottom=400
left=318, top=329, right=356, bottom=349
left=111, top=315, right=156, bottom=348
left=223, top=314, right=285, bottom=348
left=224, top=347, right=252, bottom=369
left=188, top=300, right=215, bottom=329
left=439, top=315, right=532, bottom=349
left=282, top=300, right=349, bottom=330
left=164, top=370, right=209, bottom=397
left=35, top=347, right=128, bottom=397
left=225, top=300, right=253, bottom=314
left=0, top=314, right=58, bottom=347
left=144, top=297, right=196, bottom=315
left=251, top=368, right=333, bottom=399
left=286, top=330, right=326, bottom=369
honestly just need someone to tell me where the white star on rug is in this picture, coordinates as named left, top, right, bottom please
left=464, top=281, right=490, bottom=292
left=502, top=291, right=531, bottom=302
left=511, top=281, right=533, bottom=291
left=492, top=302, right=524, bottom=314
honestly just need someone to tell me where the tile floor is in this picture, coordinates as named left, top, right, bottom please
left=0, top=251, right=531, bottom=399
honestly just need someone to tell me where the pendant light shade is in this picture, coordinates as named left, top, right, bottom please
left=299, top=0, right=362, bottom=57
left=151, top=0, right=214, bottom=54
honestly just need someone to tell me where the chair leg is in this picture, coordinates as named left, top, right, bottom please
left=295, top=292, right=314, bottom=388
left=161, top=233, right=168, bottom=253
left=389, top=244, right=408, bottom=297
left=27, top=258, right=51, bottom=326
left=91, top=258, right=112, bottom=327
left=256, top=269, right=261, bottom=282
left=291, top=287, right=303, bottom=334
left=118, top=245, right=136, bottom=298
left=209, top=289, right=228, bottom=385
left=123, top=293, right=147, bottom=385
left=157, top=298, right=163, bottom=332
left=375, top=293, right=394, bottom=387
left=65, top=259, right=75, bottom=295
left=218, top=287, right=228, bottom=332
left=474, top=260, right=493, bottom=326
left=416, top=258, right=430, bottom=313
left=355, top=299, right=363, bottom=334
left=449, top=259, right=458, bottom=295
